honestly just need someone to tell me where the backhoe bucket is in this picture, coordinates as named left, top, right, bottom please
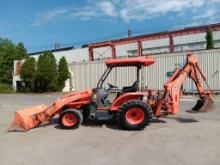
left=8, top=104, right=48, bottom=132
left=186, top=97, right=214, bottom=113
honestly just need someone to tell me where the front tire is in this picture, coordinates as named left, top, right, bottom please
left=117, top=100, right=152, bottom=130
left=59, top=109, right=83, bottom=129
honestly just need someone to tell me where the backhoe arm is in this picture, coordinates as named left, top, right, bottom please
left=161, top=53, right=213, bottom=115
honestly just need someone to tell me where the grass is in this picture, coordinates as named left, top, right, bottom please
left=0, top=83, right=14, bottom=93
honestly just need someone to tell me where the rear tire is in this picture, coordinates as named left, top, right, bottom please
left=59, top=109, right=83, bottom=129
left=117, top=100, right=152, bottom=130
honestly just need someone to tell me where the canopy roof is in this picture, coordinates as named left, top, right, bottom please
left=105, top=56, right=155, bottom=67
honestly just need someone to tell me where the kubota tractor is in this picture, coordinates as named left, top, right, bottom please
left=9, top=53, right=214, bottom=131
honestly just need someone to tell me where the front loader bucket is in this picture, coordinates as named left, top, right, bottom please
left=186, top=97, right=214, bottom=113
left=8, top=104, right=48, bottom=132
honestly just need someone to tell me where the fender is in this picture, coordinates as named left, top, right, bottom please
left=110, top=92, right=145, bottom=111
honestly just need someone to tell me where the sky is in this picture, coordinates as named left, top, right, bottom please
left=0, top=0, right=220, bottom=53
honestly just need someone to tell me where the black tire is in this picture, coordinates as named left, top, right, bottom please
left=58, top=109, right=83, bottom=129
left=117, top=100, right=153, bottom=130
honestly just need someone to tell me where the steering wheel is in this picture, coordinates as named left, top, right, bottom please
left=107, top=83, right=118, bottom=89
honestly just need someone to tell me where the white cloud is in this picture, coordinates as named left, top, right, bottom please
left=193, top=9, right=217, bottom=20
left=209, top=0, right=220, bottom=3
left=97, top=1, right=117, bottom=17
left=32, top=0, right=220, bottom=26
left=119, top=0, right=206, bottom=22
left=32, top=1, right=118, bottom=26
left=70, top=6, right=98, bottom=20
left=32, top=8, right=68, bottom=27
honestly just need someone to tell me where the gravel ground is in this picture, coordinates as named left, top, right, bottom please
left=0, top=94, right=220, bottom=165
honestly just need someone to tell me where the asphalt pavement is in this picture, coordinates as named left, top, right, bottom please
left=0, top=94, right=220, bottom=165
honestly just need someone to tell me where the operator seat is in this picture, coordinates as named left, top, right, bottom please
left=121, top=81, right=139, bottom=93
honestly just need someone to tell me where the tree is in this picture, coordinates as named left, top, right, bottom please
left=0, top=41, right=16, bottom=84
left=35, top=51, right=58, bottom=92
left=15, top=42, right=28, bottom=60
left=58, top=57, right=69, bottom=91
left=0, top=38, right=28, bottom=85
left=206, top=30, right=214, bottom=49
left=47, top=52, right=58, bottom=91
left=20, top=57, right=36, bottom=92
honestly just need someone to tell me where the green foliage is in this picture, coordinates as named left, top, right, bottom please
left=206, top=30, right=214, bottom=49
left=58, top=57, right=69, bottom=91
left=20, top=57, right=36, bottom=92
left=15, top=43, right=28, bottom=60
left=0, top=37, right=28, bottom=85
left=0, top=83, right=13, bottom=93
left=35, top=51, right=58, bottom=92
left=0, top=41, right=15, bottom=84
left=21, top=54, right=69, bottom=92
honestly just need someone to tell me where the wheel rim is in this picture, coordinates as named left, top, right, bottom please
left=62, top=113, right=77, bottom=127
left=125, top=107, right=145, bottom=125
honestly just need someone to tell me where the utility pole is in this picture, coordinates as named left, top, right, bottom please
left=55, top=43, right=60, bottom=49
left=128, top=29, right=133, bottom=38
left=127, top=29, right=133, bottom=58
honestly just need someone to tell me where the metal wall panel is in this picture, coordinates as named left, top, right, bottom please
left=56, top=48, right=89, bottom=63
left=69, top=49, right=220, bottom=92
left=174, top=33, right=206, bottom=45
left=93, top=47, right=112, bottom=60
left=116, top=43, right=138, bottom=57
left=142, top=47, right=170, bottom=54
left=213, top=31, right=220, bottom=40
left=70, top=61, right=137, bottom=90
left=31, top=48, right=89, bottom=63
left=174, top=42, right=206, bottom=52
left=142, top=38, right=169, bottom=48
left=215, top=41, right=220, bottom=48
left=115, top=39, right=170, bottom=56
left=144, top=51, right=220, bottom=92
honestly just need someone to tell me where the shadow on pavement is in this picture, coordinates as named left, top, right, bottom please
left=166, top=116, right=199, bottom=123
left=151, top=118, right=166, bottom=123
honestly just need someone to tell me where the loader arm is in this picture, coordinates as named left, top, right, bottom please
left=9, top=90, right=92, bottom=131
left=159, top=53, right=213, bottom=115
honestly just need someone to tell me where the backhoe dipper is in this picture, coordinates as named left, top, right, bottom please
left=9, top=53, right=213, bottom=131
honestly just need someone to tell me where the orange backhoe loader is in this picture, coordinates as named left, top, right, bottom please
left=9, top=53, right=214, bottom=131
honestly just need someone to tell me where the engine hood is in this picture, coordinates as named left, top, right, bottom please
left=60, top=89, right=93, bottom=103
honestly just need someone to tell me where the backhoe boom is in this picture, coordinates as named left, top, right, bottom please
left=150, top=53, right=213, bottom=116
